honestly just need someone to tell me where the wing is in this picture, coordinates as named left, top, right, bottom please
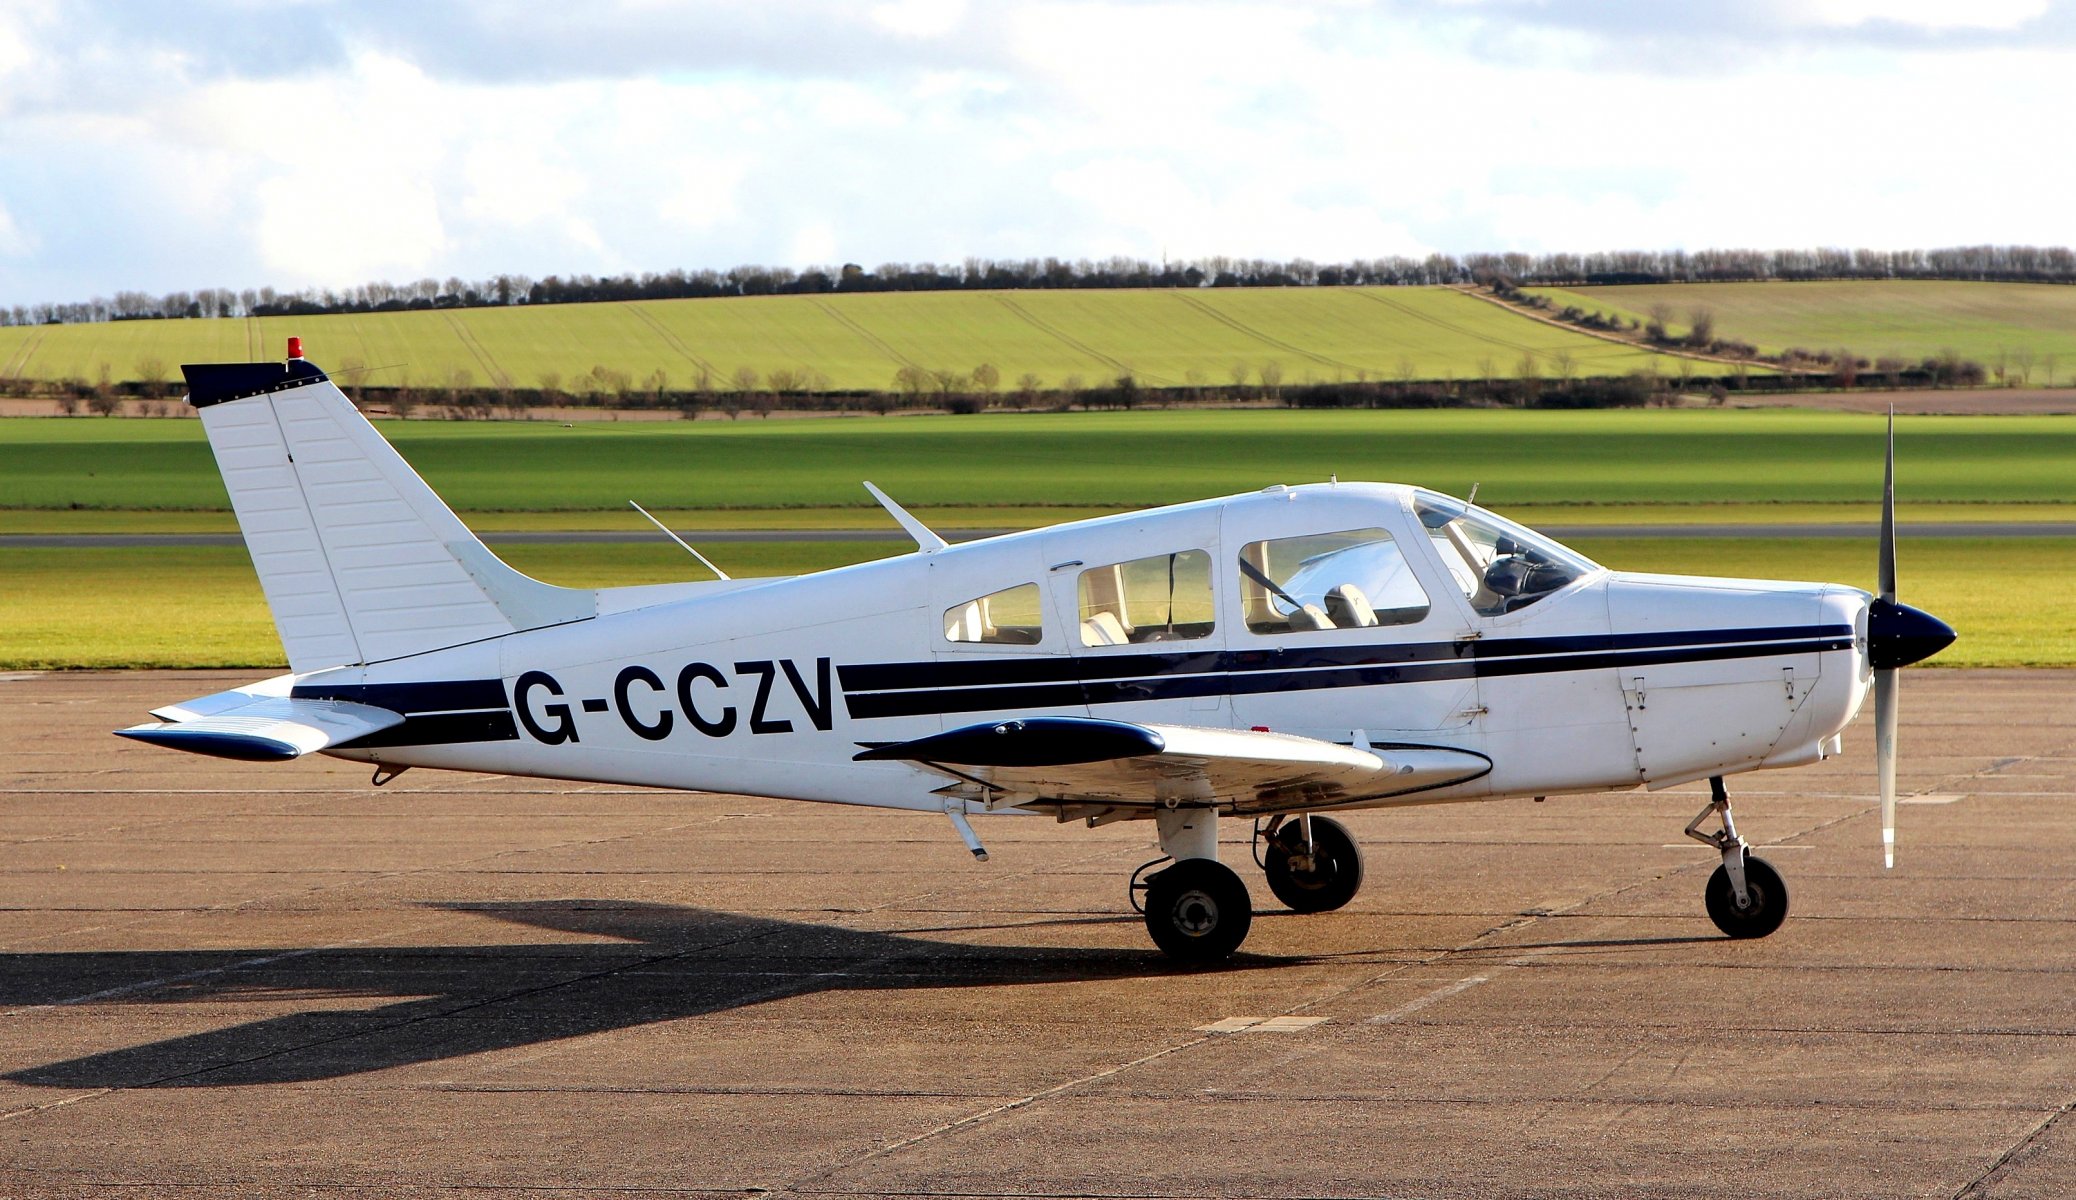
left=117, top=688, right=405, bottom=762
left=855, top=717, right=1489, bottom=813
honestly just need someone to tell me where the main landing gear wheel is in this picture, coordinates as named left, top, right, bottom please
left=1705, top=853, right=1789, bottom=939
left=1263, top=816, right=1364, bottom=913
left=1143, top=859, right=1253, bottom=963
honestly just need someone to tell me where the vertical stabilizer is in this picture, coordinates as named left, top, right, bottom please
left=184, top=349, right=594, bottom=672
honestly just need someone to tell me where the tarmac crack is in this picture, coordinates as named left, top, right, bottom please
left=1952, top=1095, right=2076, bottom=1199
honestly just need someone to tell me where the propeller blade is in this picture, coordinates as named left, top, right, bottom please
left=1879, top=407, right=1897, bottom=605
left=1875, top=666, right=1898, bottom=869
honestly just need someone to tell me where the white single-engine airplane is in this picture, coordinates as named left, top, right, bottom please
left=120, top=342, right=1955, bottom=960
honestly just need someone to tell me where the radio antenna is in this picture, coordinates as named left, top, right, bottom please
left=629, top=501, right=730, bottom=580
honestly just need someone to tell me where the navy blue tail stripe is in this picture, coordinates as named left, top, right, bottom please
left=293, top=679, right=510, bottom=712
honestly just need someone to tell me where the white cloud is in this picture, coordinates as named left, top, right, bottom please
left=254, top=172, right=446, bottom=283
left=871, top=0, right=968, bottom=38
left=5, top=0, right=2076, bottom=303
left=1793, top=0, right=2049, bottom=31
left=0, top=201, right=32, bottom=257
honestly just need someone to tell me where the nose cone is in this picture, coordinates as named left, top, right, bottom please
left=1868, top=599, right=1956, bottom=669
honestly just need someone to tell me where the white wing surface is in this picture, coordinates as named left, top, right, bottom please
left=856, top=717, right=1488, bottom=811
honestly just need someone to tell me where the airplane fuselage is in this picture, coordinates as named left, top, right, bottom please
left=297, top=483, right=1874, bottom=817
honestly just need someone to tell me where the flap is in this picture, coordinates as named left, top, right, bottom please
left=857, top=717, right=1488, bottom=810
left=117, top=696, right=405, bottom=762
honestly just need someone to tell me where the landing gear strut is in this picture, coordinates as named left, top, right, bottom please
left=1139, top=808, right=1252, bottom=962
left=1686, top=776, right=1789, bottom=939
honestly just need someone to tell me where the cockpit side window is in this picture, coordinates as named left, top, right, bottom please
left=1239, top=528, right=1431, bottom=633
left=1077, top=550, right=1214, bottom=646
left=1413, top=490, right=1598, bottom=616
left=944, top=582, right=1044, bottom=645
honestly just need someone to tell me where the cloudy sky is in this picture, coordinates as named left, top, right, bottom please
left=1, top=0, right=2071, bottom=304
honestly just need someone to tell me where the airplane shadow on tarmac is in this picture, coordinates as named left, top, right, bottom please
left=5, top=901, right=1218, bottom=1090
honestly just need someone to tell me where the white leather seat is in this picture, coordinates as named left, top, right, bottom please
left=1081, top=611, right=1131, bottom=646
left=1325, top=584, right=1378, bottom=629
left=1286, top=603, right=1334, bottom=632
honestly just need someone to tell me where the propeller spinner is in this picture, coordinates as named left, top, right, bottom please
left=1869, top=409, right=1957, bottom=867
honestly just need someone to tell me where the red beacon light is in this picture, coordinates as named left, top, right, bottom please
left=286, top=337, right=304, bottom=360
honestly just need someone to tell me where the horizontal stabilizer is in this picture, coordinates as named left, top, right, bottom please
left=858, top=717, right=1489, bottom=810
left=117, top=696, right=404, bottom=762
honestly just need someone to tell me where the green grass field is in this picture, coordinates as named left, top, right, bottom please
left=5, top=410, right=2072, bottom=515
left=2, top=538, right=2059, bottom=669
left=1522, top=280, right=2076, bottom=373
left=0, top=286, right=1706, bottom=393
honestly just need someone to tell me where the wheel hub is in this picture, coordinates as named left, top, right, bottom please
left=1173, top=890, right=1219, bottom=936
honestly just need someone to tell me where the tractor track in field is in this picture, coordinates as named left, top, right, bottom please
left=442, top=313, right=513, bottom=390
left=988, top=294, right=1169, bottom=385
left=1167, top=290, right=1367, bottom=377
left=1351, top=287, right=1555, bottom=360
left=810, top=299, right=924, bottom=374
left=1449, top=284, right=1766, bottom=370
left=624, top=303, right=721, bottom=380
left=0, top=326, right=47, bottom=380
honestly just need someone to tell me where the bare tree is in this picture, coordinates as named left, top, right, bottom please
left=1551, top=349, right=1578, bottom=387
left=1012, top=372, right=1042, bottom=409
left=135, top=358, right=168, bottom=398
left=891, top=364, right=930, bottom=404
left=1257, top=360, right=1284, bottom=400
left=729, top=366, right=761, bottom=419
left=2013, top=346, right=2036, bottom=387
left=1685, top=306, right=1715, bottom=347
left=971, top=362, right=1000, bottom=396
left=1393, top=356, right=1417, bottom=390
left=1646, top=302, right=1674, bottom=342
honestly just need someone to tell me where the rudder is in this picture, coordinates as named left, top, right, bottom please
left=185, top=347, right=595, bottom=672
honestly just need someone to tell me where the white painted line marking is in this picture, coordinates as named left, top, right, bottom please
left=1369, top=975, right=1491, bottom=1024
left=1368, top=944, right=1562, bottom=1025
left=1901, top=793, right=1965, bottom=805
left=1251, top=1016, right=1329, bottom=1032
left=1195, top=1015, right=1330, bottom=1034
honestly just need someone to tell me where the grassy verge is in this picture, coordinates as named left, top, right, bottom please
left=4, top=539, right=2059, bottom=670
left=6, top=410, right=2076, bottom=513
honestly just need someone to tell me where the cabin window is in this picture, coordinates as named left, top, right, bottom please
left=1239, top=528, right=1431, bottom=633
left=944, top=582, right=1044, bottom=645
left=1413, top=490, right=1597, bottom=616
left=1078, top=550, right=1214, bottom=646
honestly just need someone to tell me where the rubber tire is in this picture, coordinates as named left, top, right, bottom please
left=1143, top=859, right=1253, bottom=962
left=1264, top=816, right=1365, bottom=914
left=1704, top=853, right=1790, bottom=939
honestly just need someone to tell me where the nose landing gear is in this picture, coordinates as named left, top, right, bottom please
left=1687, top=776, right=1790, bottom=939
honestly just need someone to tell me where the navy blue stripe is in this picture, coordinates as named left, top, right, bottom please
left=336, top=710, right=520, bottom=749
left=838, top=625, right=1850, bottom=695
left=841, top=633, right=1853, bottom=720
left=292, top=678, right=509, bottom=713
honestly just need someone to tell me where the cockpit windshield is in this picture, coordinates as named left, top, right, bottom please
left=1412, top=489, right=1599, bottom=616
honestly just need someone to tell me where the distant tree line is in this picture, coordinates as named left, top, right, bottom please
left=10, top=244, right=2076, bottom=328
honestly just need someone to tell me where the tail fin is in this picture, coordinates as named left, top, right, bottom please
left=184, top=347, right=594, bottom=672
